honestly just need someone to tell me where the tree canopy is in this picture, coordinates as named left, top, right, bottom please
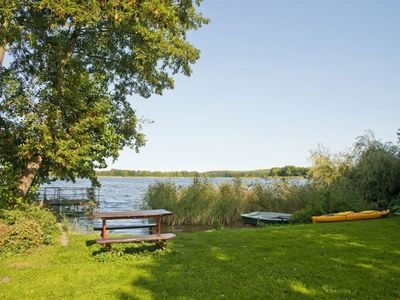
left=0, top=0, right=208, bottom=203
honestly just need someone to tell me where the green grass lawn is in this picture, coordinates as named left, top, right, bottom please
left=1, top=217, right=399, bottom=299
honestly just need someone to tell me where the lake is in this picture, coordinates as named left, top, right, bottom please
left=42, top=177, right=305, bottom=233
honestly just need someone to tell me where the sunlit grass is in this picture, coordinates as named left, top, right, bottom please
left=0, top=217, right=399, bottom=299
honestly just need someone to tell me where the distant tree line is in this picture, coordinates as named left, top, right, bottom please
left=95, top=166, right=309, bottom=178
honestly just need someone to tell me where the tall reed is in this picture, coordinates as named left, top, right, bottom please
left=142, top=176, right=371, bottom=226
left=143, top=178, right=313, bottom=226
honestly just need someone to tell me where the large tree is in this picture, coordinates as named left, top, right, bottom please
left=0, top=0, right=207, bottom=202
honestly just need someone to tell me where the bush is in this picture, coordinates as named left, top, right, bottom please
left=0, top=204, right=58, bottom=254
left=0, top=222, right=13, bottom=249
left=349, top=144, right=400, bottom=209
left=389, top=196, right=400, bottom=214
left=25, top=205, right=58, bottom=240
left=306, top=134, right=398, bottom=213
left=1, top=205, right=58, bottom=240
left=4, top=219, right=44, bottom=254
left=328, top=177, right=370, bottom=212
left=290, top=208, right=318, bottom=224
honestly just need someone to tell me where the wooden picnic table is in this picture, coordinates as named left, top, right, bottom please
left=93, top=209, right=175, bottom=248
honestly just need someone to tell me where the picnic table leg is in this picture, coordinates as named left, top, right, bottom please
left=157, top=217, right=161, bottom=236
left=101, top=219, right=107, bottom=239
left=156, top=217, right=164, bottom=249
left=156, top=240, right=166, bottom=250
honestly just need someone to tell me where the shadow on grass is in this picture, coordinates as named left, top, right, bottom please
left=86, top=239, right=162, bottom=257
left=114, top=219, right=400, bottom=299
left=85, top=240, right=97, bottom=247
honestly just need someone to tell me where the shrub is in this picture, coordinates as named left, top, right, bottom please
left=290, top=208, right=321, bottom=224
left=25, top=206, right=58, bottom=240
left=389, top=196, right=400, bottom=214
left=6, top=219, right=43, bottom=254
left=0, top=218, right=44, bottom=255
left=0, top=205, right=58, bottom=240
left=306, top=135, right=396, bottom=213
left=328, top=177, right=370, bottom=212
left=349, top=144, right=400, bottom=209
left=0, top=222, right=13, bottom=249
left=0, top=204, right=58, bottom=254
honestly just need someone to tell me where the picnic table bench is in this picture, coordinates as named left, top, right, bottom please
left=93, top=209, right=175, bottom=249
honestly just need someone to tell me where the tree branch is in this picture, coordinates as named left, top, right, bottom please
left=54, top=25, right=82, bottom=93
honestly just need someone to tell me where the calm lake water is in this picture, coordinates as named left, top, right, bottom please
left=42, top=177, right=305, bottom=234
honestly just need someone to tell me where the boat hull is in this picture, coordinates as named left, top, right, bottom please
left=241, top=211, right=292, bottom=225
left=312, top=210, right=389, bottom=223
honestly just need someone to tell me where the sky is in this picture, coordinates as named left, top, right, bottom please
left=6, top=1, right=400, bottom=172
left=114, top=0, right=400, bottom=171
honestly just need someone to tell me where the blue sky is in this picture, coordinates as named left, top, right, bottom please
left=115, top=0, right=400, bottom=171
left=5, top=1, right=400, bottom=171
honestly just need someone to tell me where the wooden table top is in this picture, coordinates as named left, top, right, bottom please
left=93, top=209, right=172, bottom=220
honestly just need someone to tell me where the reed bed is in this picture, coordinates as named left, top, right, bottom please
left=142, top=178, right=322, bottom=226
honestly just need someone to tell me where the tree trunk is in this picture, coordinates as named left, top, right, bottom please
left=17, top=155, right=43, bottom=198
left=0, top=46, right=5, bottom=68
left=1, top=20, right=7, bottom=68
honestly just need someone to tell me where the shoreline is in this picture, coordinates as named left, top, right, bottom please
left=96, top=175, right=307, bottom=179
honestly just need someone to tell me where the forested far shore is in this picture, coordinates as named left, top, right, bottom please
left=95, top=166, right=309, bottom=178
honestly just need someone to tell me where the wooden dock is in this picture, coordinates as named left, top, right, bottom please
left=38, top=187, right=100, bottom=216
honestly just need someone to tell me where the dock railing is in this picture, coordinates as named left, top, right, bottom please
left=38, top=187, right=100, bottom=216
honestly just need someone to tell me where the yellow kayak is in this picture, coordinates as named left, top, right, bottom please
left=312, top=210, right=390, bottom=223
